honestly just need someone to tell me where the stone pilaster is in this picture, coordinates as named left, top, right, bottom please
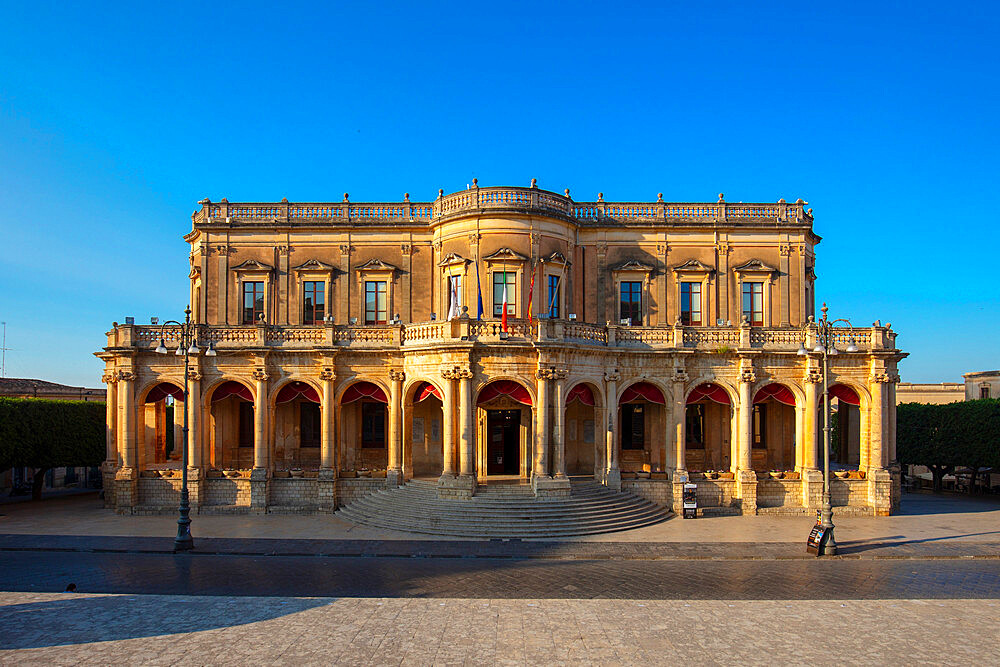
left=802, top=367, right=821, bottom=471
left=670, top=366, right=689, bottom=474
left=552, top=367, right=568, bottom=478
left=251, top=366, right=269, bottom=511
left=438, top=367, right=457, bottom=495
left=318, top=467, right=337, bottom=511
left=534, top=368, right=552, bottom=479
left=457, top=368, right=475, bottom=489
left=249, top=466, right=269, bottom=513
left=114, top=466, right=137, bottom=515
left=604, top=370, right=621, bottom=491
left=387, top=369, right=405, bottom=487
left=736, top=469, right=757, bottom=515
left=187, top=367, right=202, bottom=469
left=320, top=367, right=336, bottom=471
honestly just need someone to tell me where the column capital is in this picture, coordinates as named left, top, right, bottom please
left=805, top=368, right=823, bottom=384
left=739, top=367, right=756, bottom=384
left=870, top=371, right=897, bottom=384
left=537, top=368, right=556, bottom=381
left=603, top=370, right=621, bottom=383
left=671, top=368, right=689, bottom=384
left=117, top=370, right=136, bottom=382
left=102, top=372, right=119, bottom=385
left=251, top=368, right=269, bottom=382
left=388, top=369, right=406, bottom=382
left=319, top=367, right=335, bottom=381
left=187, top=368, right=203, bottom=381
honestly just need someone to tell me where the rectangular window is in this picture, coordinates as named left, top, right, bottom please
left=547, top=275, right=560, bottom=318
left=621, top=404, right=645, bottom=449
left=361, top=402, right=386, bottom=448
left=364, top=281, right=388, bottom=324
left=303, top=281, right=325, bottom=324
left=685, top=404, right=705, bottom=448
left=981, top=386, right=991, bottom=399
left=752, top=403, right=766, bottom=448
left=300, top=402, right=321, bottom=447
left=620, top=281, right=642, bottom=326
left=242, top=281, right=265, bottom=324
left=238, top=402, right=254, bottom=447
left=492, top=271, right=516, bottom=316
left=680, top=282, right=702, bottom=326
left=742, top=281, right=764, bottom=326
left=448, top=275, right=462, bottom=313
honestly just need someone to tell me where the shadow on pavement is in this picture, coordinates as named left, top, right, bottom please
left=898, top=492, right=1000, bottom=516
left=837, top=530, right=1000, bottom=555
left=0, top=594, right=331, bottom=650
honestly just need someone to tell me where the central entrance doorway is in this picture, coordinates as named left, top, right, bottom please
left=486, top=409, right=521, bottom=475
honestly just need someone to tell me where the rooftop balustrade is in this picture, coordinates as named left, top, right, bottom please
left=194, top=185, right=811, bottom=227
left=114, top=320, right=896, bottom=354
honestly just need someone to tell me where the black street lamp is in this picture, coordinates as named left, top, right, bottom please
left=154, top=305, right=215, bottom=552
left=798, top=302, right=858, bottom=556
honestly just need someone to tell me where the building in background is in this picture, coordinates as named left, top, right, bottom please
left=896, top=382, right=965, bottom=405
left=97, top=183, right=905, bottom=517
left=963, top=371, right=1000, bottom=401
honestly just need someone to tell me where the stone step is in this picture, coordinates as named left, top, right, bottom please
left=353, top=491, right=655, bottom=514
left=343, top=500, right=665, bottom=524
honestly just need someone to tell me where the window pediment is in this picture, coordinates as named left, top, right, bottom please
left=354, top=258, right=398, bottom=273
left=672, top=258, right=714, bottom=275
left=483, top=247, right=528, bottom=263
left=293, top=259, right=335, bottom=273
left=733, top=258, right=776, bottom=276
left=542, top=251, right=571, bottom=267
left=232, top=259, right=274, bottom=273
left=611, top=259, right=654, bottom=273
left=438, top=252, right=471, bottom=268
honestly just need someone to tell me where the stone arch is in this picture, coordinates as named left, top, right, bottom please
left=335, top=375, right=391, bottom=405
left=268, top=376, right=323, bottom=407
left=563, top=380, right=604, bottom=476
left=826, top=381, right=867, bottom=469
left=269, top=378, right=323, bottom=470
left=683, top=380, right=735, bottom=473
left=337, top=376, right=391, bottom=473
left=137, top=380, right=185, bottom=468
left=476, top=378, right=534, bottom=477
left=403, top=377, right=446, bottom=478
left=750, top=382, right=798, bottom=471
left=205, top=378, right=256, bottom=470
left=615, top=380, right=668, bottom=473
left=474, top=375, right=536, bottom=405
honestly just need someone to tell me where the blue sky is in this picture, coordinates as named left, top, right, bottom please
left=0, top=1, right=997, bottom=387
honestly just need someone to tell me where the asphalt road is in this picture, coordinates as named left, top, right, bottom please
left=2, top=551, right=998, bottom=600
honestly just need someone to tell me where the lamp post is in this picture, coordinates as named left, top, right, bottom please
left=154, top=305, right=216, bottom=552
left=797, top=303, right=858, bottom=556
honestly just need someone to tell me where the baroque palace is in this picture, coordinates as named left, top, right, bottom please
left=97, top=181, right=904, bottom=518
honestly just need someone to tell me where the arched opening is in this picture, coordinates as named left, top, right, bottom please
left=564, top=383, right=598, bottom=476
left=685, top=383, right=732, bottom=472
left=406, top=381, right=444, bottom=478
left=208, top=380, right=255, bottom=469
left=828, top=383, right=861, bottom=469
left=476, top=380, right=533, bottom=477
left=618, top=382, right=667, bottom=473
left=142, top=382, right=184, bottom=468
left=751, top=383, right=796, bottom=471
left=340, top=381, right=388, bottom=472
left=273, top=381, right=322, bottom=471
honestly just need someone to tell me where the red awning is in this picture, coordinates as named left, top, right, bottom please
left=753, top=383, right=796, bottom=406
left=566, top=384, right=595, bottom=406
left=829, top=384, right=860, bottom=406
left=145, top=382, right=184, bottom=403
left=341, top=381, right=388, bottom=404
left=620, top=382, right=665, bottom=405
left=414, top=381, right=443, bottom=402
left=275, top=381, right=320, bottom=404
left=211, top=381, right=253, bottom=403
left=477, top=380, right=533, bottom=406
left=687, top=383, right=731, bottom=405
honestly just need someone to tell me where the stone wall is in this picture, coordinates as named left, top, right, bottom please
left=270, top=478, right=319, bottom=508
left=136, top=478, right=180, bottom=508
left=756, top=479, right=803, bottom=508
left=621, top=480, right=672, bottom=506
left=203, top=478, right=250, bottom=506
left=693, top=480, right=737, bottom=508
left=830, top=478, right=868, bottom=507
left=338, top=478, right=387, bottom=505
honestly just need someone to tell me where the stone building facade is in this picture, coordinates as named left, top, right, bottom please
left=97, top=183, right=905, bottom=516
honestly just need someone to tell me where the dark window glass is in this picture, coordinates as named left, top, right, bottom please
left=364, top=281, right=387, bottom=324
left=242, top=281, right=265, bottom=324
left=447, top=275, right=462, bottom=313
left=238, top=401, right=254, bottom=447
left=981, top=386, right=991, bottom=399
left=300, top=402, right=321, bottom=447
left=742, top=282, right=764, bottom=326
left=620, top=281, right=642, bottom=325
left=681, top=282, right=702, bottom=326
left=621, top=403, right=645, bottom=449
left=303, top=281, right=325, bottom=324
left=752, top=403, right=766, bottom=448
left=685, top=404, right=705, bottom=448
left=492, top=272, right=516, bottom=316
left=361, top=401, right=386, bottom=447
left=547, top=275, right=560, bottom=318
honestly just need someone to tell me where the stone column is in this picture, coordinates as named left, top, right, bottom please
left=318, top=367, right=337, bottom=511
left=868, top=371, right=886, bottom=470
left=553, top=369, right=568, bottom=478
left=671, top=369, right=688, bottom=473
left=534, top=369, right=551, bottom=478
left=803, top=369, right=820, bottom=470
left=101, top=373, right=119, bottom=509
left=604, top=370, right=621, bottom=491
left=736, top=361, right=757, bottom=514
left=387, top=369, right=405, bottom=486
left=250, top=367, right=269, bottom=512
left=458, top=368, right=475, bottom=480
left=187, top=369, right=202, bottom=469
left=114, top=370, right=138, bottom=512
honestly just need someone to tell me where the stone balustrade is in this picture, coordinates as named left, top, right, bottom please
left=193, top=186, right=811, bottom=226
left=115, top=321, right=897, bottom=353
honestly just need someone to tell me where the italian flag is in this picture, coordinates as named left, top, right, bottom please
left=501, top=281, right=509, bottom=333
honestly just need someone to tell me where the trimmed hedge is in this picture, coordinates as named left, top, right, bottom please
left=0, top=397, right=106, bottom=498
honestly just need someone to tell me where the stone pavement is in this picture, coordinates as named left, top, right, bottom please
left=1, top=593, right=998, bottom=665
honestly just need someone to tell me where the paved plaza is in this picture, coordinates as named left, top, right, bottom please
left=1, top=490, right=998, bottom=664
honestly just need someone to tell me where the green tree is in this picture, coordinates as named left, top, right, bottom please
left=0, top=398, right=105, bottom=500
left=897, top=399, right=1000, bottom=493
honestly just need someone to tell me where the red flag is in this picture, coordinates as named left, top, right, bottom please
left=501, top=280, right=509, bottom=333
left=526, top=263, right=535, bottom=325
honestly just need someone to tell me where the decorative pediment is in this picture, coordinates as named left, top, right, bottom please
left=231, top=259, right=274, bottom=273
left=354, top=258, right=398, bottom=273
left=542, top=251, right=571, bottom=267
left=437, top=252, right=471, bottom=268
left=293, top=259, right=335, bottom=272
left=672, top=258, right=715, bottom=274
left=611, top=259, right=654, bottom=272
left=733, top=258, right=777, bottom=275
left=482, top=247, right=528, bottom=263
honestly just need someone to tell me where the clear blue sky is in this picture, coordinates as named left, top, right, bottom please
left=1, top=1, right=997, bottom=387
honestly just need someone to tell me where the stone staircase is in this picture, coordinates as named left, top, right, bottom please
left=336, top=478, right=671, bottom=538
